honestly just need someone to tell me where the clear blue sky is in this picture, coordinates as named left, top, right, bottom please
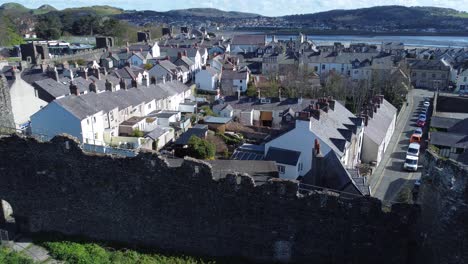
left=1, top=0, right=466, bottom=16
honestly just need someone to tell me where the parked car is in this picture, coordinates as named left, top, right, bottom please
left=407, top=143, right=421, bottom=157
left=410, top=133, right=422, bottom=144
left=418, top=114, right=427, bottom=121
left=417, top=119, right=426, bottom=127
left=423, top=101, right=430, bottom=108
left=404, top=155, right=419, bottom=171
left=414, top=127, right=423, bottom=136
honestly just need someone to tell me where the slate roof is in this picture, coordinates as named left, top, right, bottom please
left=203, top=116, right=231, bottom=124
left=174, top=127, right=207, bottom=145
left=164, top=158, right=278, bottom=185
left=448, top=118, right=468, bottom=134
left=408, top=59, right=450, bottom=71
left=431, top=116, right=461, bottom=130
left=265, top=147, right=301, bottom=166
left=308, top=101, right=361, bottom=156
left=221, top=70, right=248, bottom=80
left=430, top=132, right=468, bottom=148
left=364, top=99, right=397, bottom=145
left=145, top=127, right=169, bottom=140
left=212, top=96, right=310, bottom=113
left=302, top=52, right=379, bottom=65
left=174, top=56, right=195, bottom=67
left=52, top=81, right=189, bottom=120
left=231, top=35, right=266, bottom=46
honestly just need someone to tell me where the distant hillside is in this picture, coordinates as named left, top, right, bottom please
left=0, top=3, right=122, bottom=16
left=0, top=2, right=28, bottom=11
left=61, top=5, right=124, bottom=16
left=165, top=8, right=260, bottom=18
left=283, top=5, right=468, bottom=26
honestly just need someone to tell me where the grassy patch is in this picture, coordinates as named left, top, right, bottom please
left=0, top=246, right=35, bottom=264
left=41, top=241, right=216, bottom=264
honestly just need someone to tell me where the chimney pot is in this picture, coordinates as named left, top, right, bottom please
left=69, top=82, right=79, bottom=96
left=105, top=79, right=113, bottom=92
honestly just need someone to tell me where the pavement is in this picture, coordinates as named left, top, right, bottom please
left=368, top=88, right=434, bottom=203
left=5, top=235, right=61, bottom=263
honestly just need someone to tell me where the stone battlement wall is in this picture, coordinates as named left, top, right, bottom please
left=418, top=151, right=468, bottom=264
left=0, top=135, right=420, bottom=263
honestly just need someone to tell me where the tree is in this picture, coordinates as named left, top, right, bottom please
left=200, top=105, right=217, bottom=117
left=187, top=135, right=216, bottom=160
left=143, top=63, right=153, bottom=71
left=35, top=13, right=63, bottom=40
left=0, top=16, right=24, bottom=46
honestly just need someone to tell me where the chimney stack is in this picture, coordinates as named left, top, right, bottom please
left=94, top=68, right=101, bottom=80
left=131, top=78, right=138, bottom=88
left=143, top=75, right=149, bottom=86
left=105, top=79, right=113, bottom=92
left=69, top=82, right=79, bottom=96
left=52, top=67, right=59, bottom=82
left=327, top=98, right=335, bottom=111
left=177, top=52, right=182, bottom=59
left=79, top=67, right=88, bottom=80
left=162, top=75, right=166, bottom=84
left=89, top=81, right=97, bottom=93
left=150, top=76, right=156, bottom=84
left=309, top=138, right=325, bottom=186
left=237, top=89, right=241, bottom=100
left=120, top=78, right=127, bottom=90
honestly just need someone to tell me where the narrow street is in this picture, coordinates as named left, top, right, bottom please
left=369, top=88, right=434, bottom=202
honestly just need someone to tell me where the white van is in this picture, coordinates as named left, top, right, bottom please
left=407, top=143, right=421, bottom=157
left=404, top=155, right=419, bottom=171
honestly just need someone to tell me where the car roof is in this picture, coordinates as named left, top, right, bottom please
left=411, top=133, right=421, bottom=137
left=409, top=143, right=421, bottom=149
left=406, top=155, right=419, bottom=160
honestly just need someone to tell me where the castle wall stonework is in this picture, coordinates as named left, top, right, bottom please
left=419, top=151, right=468, bottom=264
left=0, top=135, right=421, bottom=263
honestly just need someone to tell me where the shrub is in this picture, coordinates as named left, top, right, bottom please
left=41, top=241, right=216, bottom=264
left=187, top=135, right=216, bottom=160
left=200, top=106, right=217, bottom=117
left=130, top=128, right=144, bottom=138
left=0, top=246, right=35, bottom=264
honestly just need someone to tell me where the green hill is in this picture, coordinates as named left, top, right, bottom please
left=166, top=8, right=260, bottom=18
left=61, top=5, right=124, bottom=16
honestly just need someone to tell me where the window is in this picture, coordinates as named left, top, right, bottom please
left=432, top=74, right=436, bottom=78
left=277, top=165, right=285, bottom=174
left=110, top=112, right=114, bottom=121
left=93, top=117, right=96, bottom=123
left=298, top=163, right=303, bottom=172
left=87, top=119, right=90, bottom=125
left=240, top=80, right=243, bottom=83
left=412, top=72, right=417, bottom=77
left=321, top=65, right=325, bottom=70
left=148, top=103, right=152, bottom=109
left=314, top=66, right=318, bottom=72
left=464, top=77, right=467, bottom=82
left=94, top=133, right=98, bottom=139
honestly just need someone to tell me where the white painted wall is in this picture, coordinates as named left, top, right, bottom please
left=195, top=70, right=217, bottom=91
left=265, top=119, right=332, bottom=179
left=9, top=75, right=47, bottom=128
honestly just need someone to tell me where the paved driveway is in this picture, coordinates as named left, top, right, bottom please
left=369, top=88, right=434, bottom=202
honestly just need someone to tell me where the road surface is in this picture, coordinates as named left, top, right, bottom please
left=369, top=88, right=434, bottom=202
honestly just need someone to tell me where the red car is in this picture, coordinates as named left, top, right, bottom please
left=417, top=119, right=426, bottom=127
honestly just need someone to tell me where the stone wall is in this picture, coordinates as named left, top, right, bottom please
left=0, top=135, right=420, bottom=263
left=418, top=151, right=468, bottom=264
left=0, top=74, right=15, bottom=130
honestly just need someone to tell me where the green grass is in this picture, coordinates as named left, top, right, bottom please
left=41, top=241, right=216, bottom=264
left=0, top=246, right=35, bottom=264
